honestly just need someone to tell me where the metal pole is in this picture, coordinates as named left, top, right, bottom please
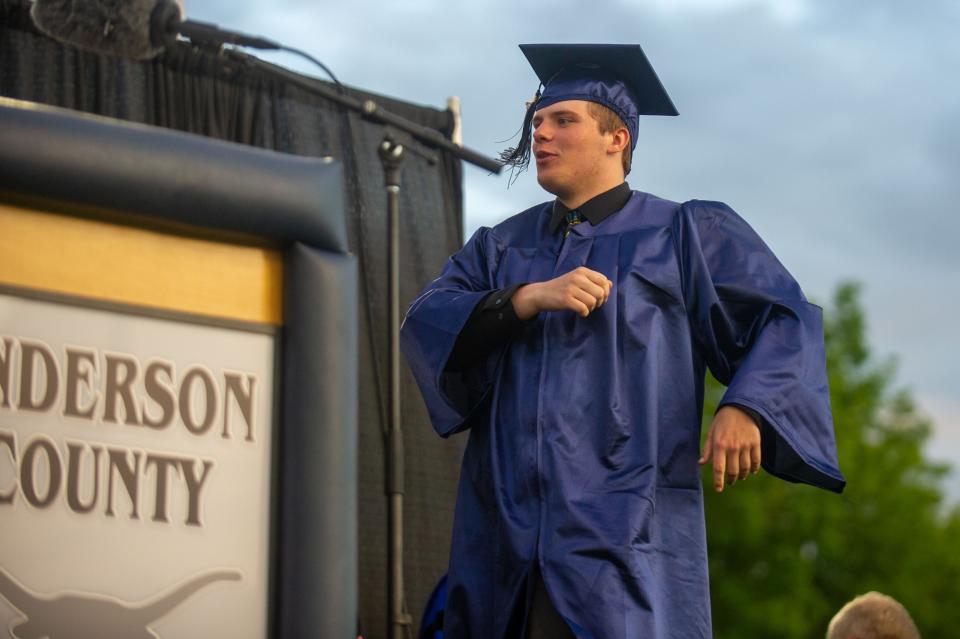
left=379, top=135, right=412, bottom=639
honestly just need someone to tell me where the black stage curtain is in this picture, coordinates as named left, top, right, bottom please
left=0, top=2, right=465, bottom=636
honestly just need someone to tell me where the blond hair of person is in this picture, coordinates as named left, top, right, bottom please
left=827, top=591, right=920, bottom=639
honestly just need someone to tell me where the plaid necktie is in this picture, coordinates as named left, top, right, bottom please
left=563, top=209, right=584, bottom=238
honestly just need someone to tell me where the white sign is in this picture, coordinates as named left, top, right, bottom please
left=0, top=292, right=274, bottom=638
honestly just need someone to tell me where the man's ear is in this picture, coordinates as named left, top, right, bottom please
left=608, top=127, right=630, bottom=154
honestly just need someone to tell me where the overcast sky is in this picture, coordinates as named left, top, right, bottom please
left=191, top=0, right=960, bottom=497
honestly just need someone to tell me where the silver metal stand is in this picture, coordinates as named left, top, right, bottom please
left=379, top=136, right=413, bottom=639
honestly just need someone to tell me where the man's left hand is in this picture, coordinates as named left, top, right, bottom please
left=698, top=405, right=761, bottom=492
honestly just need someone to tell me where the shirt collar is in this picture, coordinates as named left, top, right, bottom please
left=549, top=182, right=632, bottom=233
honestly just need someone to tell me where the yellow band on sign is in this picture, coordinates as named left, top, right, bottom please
left=0, top=203, right=283, bottom=325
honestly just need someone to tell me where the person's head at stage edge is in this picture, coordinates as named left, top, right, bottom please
left=826, top=592, right=921, bottom=639
left=501, top=43, right=678, bottom=209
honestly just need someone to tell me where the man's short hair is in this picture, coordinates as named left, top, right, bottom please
left=586, top=101, right=632, bottom=177
left=827, top=592, right=920, bottom=639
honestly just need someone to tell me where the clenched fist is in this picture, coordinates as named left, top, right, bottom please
left=512, top=266, right=613, bottom=320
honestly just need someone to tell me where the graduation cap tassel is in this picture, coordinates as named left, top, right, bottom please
left=499, top=86, right=541, bottom=185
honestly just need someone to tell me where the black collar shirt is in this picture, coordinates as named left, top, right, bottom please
left=548, top=181, right=633, bottom=235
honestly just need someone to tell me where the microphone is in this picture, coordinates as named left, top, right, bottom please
left=30, top=0, right=281, bottom=60
left=31, top=0, right=172, bottom=59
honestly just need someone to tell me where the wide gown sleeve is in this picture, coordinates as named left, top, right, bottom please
left=674, top=200, right=846, bottom=492
left=400, top=226, right=508, bottom=437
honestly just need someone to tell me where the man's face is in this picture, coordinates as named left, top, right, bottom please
left=532, top=100, right=614, bottom=200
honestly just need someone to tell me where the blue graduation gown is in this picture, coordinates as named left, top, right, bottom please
left=401, top=191, right=845, bottom=639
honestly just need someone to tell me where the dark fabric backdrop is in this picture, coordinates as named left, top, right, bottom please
left=0, top=2, right=465, bottom=636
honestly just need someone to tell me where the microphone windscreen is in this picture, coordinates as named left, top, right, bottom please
left=30, top=0, right=173, bottom=60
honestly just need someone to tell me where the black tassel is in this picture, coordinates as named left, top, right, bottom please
left=499, top=87, right=541, bottom=185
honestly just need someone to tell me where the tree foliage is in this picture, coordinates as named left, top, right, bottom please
left=702, top=282, right=960, bottom=638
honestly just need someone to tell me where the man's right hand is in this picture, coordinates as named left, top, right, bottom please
left=512, top=267, right=613, bottom=320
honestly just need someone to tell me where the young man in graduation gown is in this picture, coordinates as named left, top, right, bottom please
left=401, top=43, right=845, bottom=639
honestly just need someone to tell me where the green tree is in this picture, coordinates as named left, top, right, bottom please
left=703, top=282, right=960, bottom=638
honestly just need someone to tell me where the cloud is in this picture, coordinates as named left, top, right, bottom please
left=639, top=0, right=813, bottom=24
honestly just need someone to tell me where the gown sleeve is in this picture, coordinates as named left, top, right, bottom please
left=400, top=226, right=509, bottom=437
left=674, top=200, right=846, bottom=492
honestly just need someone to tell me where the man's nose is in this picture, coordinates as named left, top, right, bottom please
left=533, top=122, right=552, bottom=142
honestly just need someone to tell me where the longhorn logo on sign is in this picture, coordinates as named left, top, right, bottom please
left=0, top=568, right=242, bottom=639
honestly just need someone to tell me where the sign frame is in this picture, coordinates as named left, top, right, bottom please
left=0, top=97, right=357, bottom=639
